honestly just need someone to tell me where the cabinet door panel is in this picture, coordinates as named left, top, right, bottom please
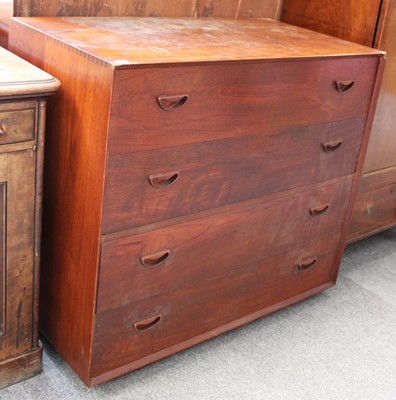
left=282, top=0, right=382, bottom=47
left=362, top=0, right=396, bottom=173
left=0, top=150, right=36, bottom=361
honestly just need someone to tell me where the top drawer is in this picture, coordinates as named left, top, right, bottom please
left=108, top=57, right=378, bottom=154
left=0, top=101, right=36, bottom=145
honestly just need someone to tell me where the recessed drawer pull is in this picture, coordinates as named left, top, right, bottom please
left=310, top=203, right=330, bottom=217
left=157, top=95, right=189, bottom=111
left=133, top=315, right=162, bottom=332
left=0, top=125, right=5, bottom=137
left=335, top=80, right=355, bottom=93
left=298, top=258, right=318, bottom=271
left=148, top=171, right=179, bottom=188
left=322, top=140, right=343, bottom=153
left=140, top=250, right=171, bottom=268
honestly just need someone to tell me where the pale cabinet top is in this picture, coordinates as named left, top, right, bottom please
left=10, top=17, right=384, bottom=68
left=0, top=46, right=60, bottom=98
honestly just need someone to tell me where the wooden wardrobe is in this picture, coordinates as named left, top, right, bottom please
left=282, top=0, right=396, bottom=242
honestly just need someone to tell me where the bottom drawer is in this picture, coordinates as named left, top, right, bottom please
left=348, top=183, right=396, bottom=242
left=98, top=178, right=353, bottom=313
left=92, top=235, right=340, bottom=378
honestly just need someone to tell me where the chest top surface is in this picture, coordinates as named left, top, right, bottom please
left=12, top=17, right=383, bottom=68
left=0, top=46, right=60, bottom=98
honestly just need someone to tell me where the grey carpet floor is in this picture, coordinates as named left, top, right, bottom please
left=2, top=228, right=396, bottom=400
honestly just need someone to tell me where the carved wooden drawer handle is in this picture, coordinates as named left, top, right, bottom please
left=140, top=250, right=170, bottom=268
left=335, top=80, right=355, bottom=93
left=310, top=203, right=330, bottom=217
left=157, top=95, right=189, bottom=111
left=148, top=171, right=179, bottom=188
left=298, top=258, right=318, bottom=271
left=133, top=315, right=162, bottom=332
left=322, top=140, right=343, bottom=153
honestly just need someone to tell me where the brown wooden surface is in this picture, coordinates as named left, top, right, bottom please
left=0, top=182, right=4, bottom=337
left=2, top=0, right=284, bottom=47
left=91, top=281, right=333, bottom=386
left=0, top=103, right=35, bottom=144
left=362, top=0, right=396, bottom=173
left=0, top=51, right=58, bottom=389
left=279, top=0, right=396, bottom=242
left=358, top=165, right=396, bottom=193
left=11, top=17, right=382, bottom=68
left=99, top=178, right=352, bottom=312
left=93, top=234, right=339, bottom=377
left=103, top=119, right=364, bottom=233
left=281, top=0, right=383, bottom=47
left=0, top=0, right=12, bottom=48
left=348, top=183, right=396, bottom=243
left=108, top=59, right=377, bottom=154
left=7, top=17, right=384, bottom=386
left=0, top=49, right=56, bottom=384
left=13, top=0, right=283, bottom=18
left=8, top=23, right=113, bottom=384
left=0, top=145, right=36, bottom=361
left=0, top=342, right=42, bottom=389
left=0, top=47, right=59, bottom=97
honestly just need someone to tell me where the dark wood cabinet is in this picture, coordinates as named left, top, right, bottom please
left=282, top=0, right=396, bottom=242
left=0, top=47, right=59, bottom=389
left=8, top=17, right=383, bottom=386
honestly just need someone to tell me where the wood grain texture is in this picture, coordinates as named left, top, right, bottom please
left=9, top=21, right=113, bottom=384
left=0, top=47, right=59, bottom=98
left=1, top=0, right=284, bottom=47
left=0, top=48, right=56, bottom=389
left=238, top=0, right=282, bottom=18
left=0, top=182, right=5, bottom=337
left=0, top=0, right=12, bottom=48
left=362, top=0, right=396, bottom=173
left=0, top=106, right=35, bottom=144
left=103, top=119, right=365, bottom=233
left=194, top=0, right=239, bottom=17
left=358, top=165, right=396, bottom=193
left=11, top=17, right=383, bottom=67
left=279, top=0, right=396, bottom=242
left=93, top=234, right=340, bottom=377
left=99, top=178, right=352, bottom=312
left=108, top=58, right=377, bottom=154
left=12, top=0, right=282, bottom=18
left=91, top=281, right=333, bottom=386
left=0, top=149, right=36, bottom=361
left=281, top=0, right=383, bottom=47
left=348, top=183, right=396, bottom=243
left=0, top=342, right=42, bottom=389
left=7, top=17, right=384, bottom=387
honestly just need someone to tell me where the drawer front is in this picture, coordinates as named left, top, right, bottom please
left=348, top=183, right=396, bottom=241
left=93, top=235, right=339, bottom=377
left=108, top=57, right=378, bottom=155
left=98, top=178, right=352, bottom=313
left=103, top=118, right=363, bottom=233
left=0, top=104, right=36, bottom=145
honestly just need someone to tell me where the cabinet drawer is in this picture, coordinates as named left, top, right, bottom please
left=348, top=183, right=396, bottom=241
left=108, top=57, right=378, bottom=155
left=0, top=105, right=35, bottom=145
left=98, top=178, right=352, bottom=313
left=93, top=235, right=339, bottom=377
left=103, top=119, right=363, bottom=233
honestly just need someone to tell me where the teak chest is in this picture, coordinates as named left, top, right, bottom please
left=0, top=47, right=59, bottom=389
left=8, top=17, right=384, bottom=386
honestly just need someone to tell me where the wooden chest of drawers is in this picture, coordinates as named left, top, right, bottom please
left=0, top=47, right=59, bottom=389
left=8, top=17, right=384, bottom=386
